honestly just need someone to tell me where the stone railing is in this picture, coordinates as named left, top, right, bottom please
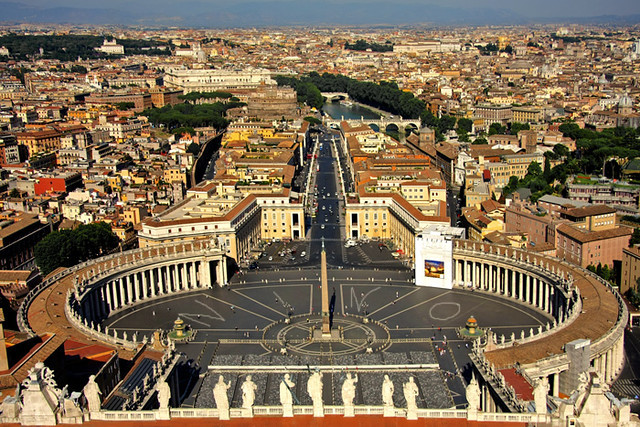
left=64, top=295, right=138, bottom=351
left=85, top=405, right=547, bottom=423
left=484, top=293, right=582, bottom=350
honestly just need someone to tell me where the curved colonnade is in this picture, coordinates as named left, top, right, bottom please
left=19, top=240, right=227, bottom=351
left=452, top=240, right=627, bottom=404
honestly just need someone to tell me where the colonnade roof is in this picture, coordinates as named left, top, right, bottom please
left=484, top=257, right=620, bottom=368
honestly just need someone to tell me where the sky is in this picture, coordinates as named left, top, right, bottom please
left=3, top=0, right=640, bottom=26
left=9, top=0, right=640, bottom=17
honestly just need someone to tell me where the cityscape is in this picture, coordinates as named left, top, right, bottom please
left=0, top=5, right=639, bottom=426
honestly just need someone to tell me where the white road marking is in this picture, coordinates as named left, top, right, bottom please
left=350, top=286, right=380, bottom=312
left=194, top=300, right=226, bottom=321
left=429, top=302, right=461, bottom=321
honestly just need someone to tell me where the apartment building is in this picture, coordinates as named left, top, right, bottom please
left=621, top=246, right=640, bottom=295
left=164, top=67, right=275, bottom=93
left=138, top=188, right=304, bottom=261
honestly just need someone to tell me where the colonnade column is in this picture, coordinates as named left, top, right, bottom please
left=519, top=272, right=524, bottom=301
left=142, top=270, right=148, bottom=299
left=126, top=276, right=132, bottom=305
left=190, top=262, right=197, bottom=288
left=133, top=273, right=140, bottom=302
left=181, top=263, right=188, bottom=290
left=150, top=268, right=157, bottom=297
left=118, top=278, right=124, bottom=308
left=104, top=283, right=112, bottom=312
left=172, top=265, right=179, bottom=293
left=538, top=280, right=544, bottom=311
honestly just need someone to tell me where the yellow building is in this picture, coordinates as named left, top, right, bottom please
left=345, top=191, right=449, bottom=262
left=16, top=129, right=62, bottom=157
left=122, top=205, right=149, bottom=225
left=138, top=189, right=305, bottom=262
left=163, top=167, right=188, bottom=185
left=512, top=107, right=543, bottom=124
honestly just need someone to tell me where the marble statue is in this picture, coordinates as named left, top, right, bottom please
left=382, top=374, right=394, bottom=407
left=157, top=380, right=171, bottom=410
left=213, top=375, right=231, bottom=420
left=342, top=373, right=358, bottom=417
left=213, top=375, right=231, bottom=410
left=241, top=375, right=257, bottom=409
left=307, top=370, right=323, bottom=417
left=465, top=373, right=481, bottom=420
left=403, top=377, right=419, bottom=411
left=280, top=374, right=295, bottom=417
left=341, top=373, right=358, bottom=406
left=534, top=376, right=549, bottom=415
left=83, top=375, right=102, bottom=413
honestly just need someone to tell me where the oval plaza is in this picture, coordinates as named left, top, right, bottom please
left=4, top=224, right=630, bottom=426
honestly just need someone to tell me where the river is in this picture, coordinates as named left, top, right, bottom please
left=322, top=101, right=380, bottom=120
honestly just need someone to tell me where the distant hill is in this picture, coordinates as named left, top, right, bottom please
left=0, top=0, right=638, bottom=27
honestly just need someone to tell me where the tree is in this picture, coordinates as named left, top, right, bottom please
left=69, top=64, right=87, bottom=73
left=34, top=222, right=119, bottom=276
left=438, top=115, right=457, bottom=135
left=526, top=161, right=543, bottom=178
left=303, top=116, right=322, bottom=125
left=457, top=118, right=473, bottom=134
left=630, top=228, right=640, bottom=247
left=186, top=142, right=200, bottom=156
left=488, top=123, right=507, bottom=135
left=420, top=110, right=439, bottom=128
left=472, top=136, right=488, bottom=145
left=115, top=102, right=135, bottom=111
left=543, top=156, right=552, bottom=183
left=510, top=122, right=530, bottom=135
left=502, top=176, right=520, bottom=196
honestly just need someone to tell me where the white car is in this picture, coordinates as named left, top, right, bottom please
left=268, top=256, right=273, bottom=261
left=301, top=251, right=306, bottom=257
left=321, top=224, right=325, bottom=229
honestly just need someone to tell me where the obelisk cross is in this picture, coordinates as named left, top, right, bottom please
left=321, top=237, right=330, bottom=335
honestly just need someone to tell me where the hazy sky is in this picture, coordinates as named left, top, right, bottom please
left=11, top=0, right=640, bottom=18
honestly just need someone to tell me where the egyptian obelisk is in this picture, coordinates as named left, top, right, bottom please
left=321, top=238, right=330, bottom=336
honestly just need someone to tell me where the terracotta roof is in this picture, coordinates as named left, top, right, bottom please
left=563, top=204, right=617, bottom=218
left=0, top=270, right=33, bottom=283
left=499, top=368, right=534, bottom=401
left=556, top=224, right=632, bottom=244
